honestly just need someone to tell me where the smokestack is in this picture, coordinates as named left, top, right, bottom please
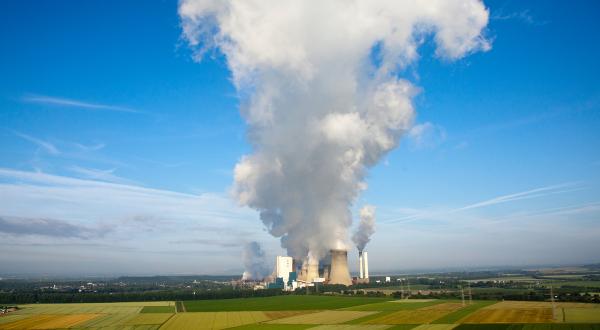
left=328, top=249, right=352, bottom=286
left=363, top=251, right=369, bottom=279
left=359, top=251, right=364, bottom=279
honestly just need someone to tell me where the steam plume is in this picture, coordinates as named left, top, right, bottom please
left=241, top=241, right=269, bottom=280
left=180, top=1, right=490, bottom=260
left=353, top=205, right=376, bottom=252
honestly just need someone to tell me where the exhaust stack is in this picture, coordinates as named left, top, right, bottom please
left=363, top=251, right=369, bottom=279
left=359, top=251, right=364, bottom=279
left=328, top=249, right=352, bottom=285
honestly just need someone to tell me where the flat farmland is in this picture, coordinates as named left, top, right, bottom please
left=160, top=311, right=270, bottom=329
left=563, top=309, right=600, bottom=323
left=309, top=325, right=393, bottom=330
left=229, top=325, right=315, bottom=330
left=268, top=311, right=377, bottom=324
left=183, top=296, right=388, bottom=312
left=31, top=314, right=101, bottom=329
left=362, top=303, right=466, bottom=325
left=14, top=303, right=143, bottom=314
left=1, top=297, right=599, bottom=329
left=73, top=312, right=139, bottom=327
left=343, top=300, right=447, bottom=312
left=0, top=314, right=101, bottom=329
left=123, top=313, right=174, bottom=326
left=432, top=301, right=499, bottom=324
left=483, top=302, right=600, bottom=310
left=364, top=310, right=453, bottom=325
left=455, top=325, right=600, bottom=330
left=412, top=325, right=459, bottom=330
left=0, top=315, right=30, bottom=325
left=460, top=308, right=554, bottom=323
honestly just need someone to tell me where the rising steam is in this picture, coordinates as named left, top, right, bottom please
left=353, top=205, right=376, bottom=252
left=180, top=1, right=490, bottom=261
left=241, top=241, right=270, bottom=280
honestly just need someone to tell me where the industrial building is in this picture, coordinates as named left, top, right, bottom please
left=267, top=248, right=368, bottom=290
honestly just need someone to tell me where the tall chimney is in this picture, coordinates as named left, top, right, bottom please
left=363, top=251, right=369, bottom=279
left=328, top=249, right=352, bottom=285
left=359, top=251, right=364, bottom=279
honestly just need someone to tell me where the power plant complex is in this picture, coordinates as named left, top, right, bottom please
left=264, top=249, right=370, bottom=290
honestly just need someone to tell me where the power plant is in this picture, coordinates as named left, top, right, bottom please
left=264, top=249, right=368, bottom=290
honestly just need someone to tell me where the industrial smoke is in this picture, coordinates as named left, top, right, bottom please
left=241, top=241, right=269, bottom=280
left=353, top=205, right=376, bottom=252
left=180, top=1, right=490, bottom=263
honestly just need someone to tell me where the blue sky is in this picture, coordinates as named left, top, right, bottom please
left=1, top=0, right=599, bottom=275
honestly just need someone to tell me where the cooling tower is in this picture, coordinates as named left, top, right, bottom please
left=328, top=249, right=352, bottom=286
left=306, top=257, right=319, bottom=282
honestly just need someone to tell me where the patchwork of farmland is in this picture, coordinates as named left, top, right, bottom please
left=0, top=296, right=598, bottom=329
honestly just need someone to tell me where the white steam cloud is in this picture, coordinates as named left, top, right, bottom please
left=241, top=241, right=270, bottom=280
left=179, top=1, right=490, bottom=261
left=353, top=205, right=376, bottom=252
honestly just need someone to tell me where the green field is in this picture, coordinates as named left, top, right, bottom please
left=183, top=296, right=389, bottom=312
left=342, top=300, right=447, bottom=311
left=1, top=296, right=599, bottom=329
left=432, top=301, right=498, bottom=324
left=141, top=306, right=176, bottom=313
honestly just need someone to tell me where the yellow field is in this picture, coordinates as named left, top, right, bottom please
left=412, top=325, right=459, bottom=330
left=72, top=312, right=139, bottom=328
left=364, top=303, right=464, bottom=325
left=14, top=304, right=142, bottom=315
left=460, top=308, right=554, bottom=323
left=365, top=310, right=449, bottom=324
left=14, top=301, right=175, bottom=316
left=123, top=313, right=173, bottom=325
left=0, top=315, right=30, bottom=325
left=0, top=315, right=57, bottom=330
left=32, top=314, right=101, bottom=329
left=269, top=311, right=377, bottom=325
left=483, top=301, right=600, bottom=309
left=563, top=308, right=600, bottom=322
left=419, top=303, right=465, bottom=312
left=309, top=325, right=392, bottom=330
left=0, top=313, right=100, bottom=329
left=263, top=311, right=319, bottom=319
left=160, top=312, right=270, bottom=330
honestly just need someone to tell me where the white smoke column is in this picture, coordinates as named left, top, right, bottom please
left=179, top=1, right=490, bottom=260
left=241, top=241, right=269, bottom=280
left=353, top=205, right=376, bottom=252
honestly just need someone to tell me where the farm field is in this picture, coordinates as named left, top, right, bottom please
left=183, top=296, right=389, bottom=312
left=0, top=296, right=599, bottom=329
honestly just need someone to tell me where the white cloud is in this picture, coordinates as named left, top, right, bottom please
left=73, top=142, right=106, bottom=152
left=0, top=168, right=281, bottom=274
left=407, top=122, right=447, bottom=149
left=68, top=166, right=134, bottom=185
left=179, top=0, right=490, bottom=259
left=13, top=131, right=60, bottom=155
left=454, top=182, right=583, bottom=212
left=382, top=182, right=583, bottom=224
left=22, top=94, right=139, bottom=113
